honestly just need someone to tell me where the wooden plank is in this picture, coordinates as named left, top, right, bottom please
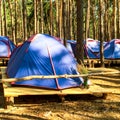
left=0, top=67, right=8, bottom=108
left=0, top=58, right=9, bottom=66
left=84, top=59, right=120, bottom=67
left=4, top=84, right=111, bottom=97
left=0, top=67, right=7, bottom=108
left=0, top=83, right=7, bottom=109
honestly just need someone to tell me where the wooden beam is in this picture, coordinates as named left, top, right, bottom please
left=0, top=83, right=7, bottom=109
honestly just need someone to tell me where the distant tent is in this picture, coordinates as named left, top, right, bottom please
left=86, top=39, right=100, bottom=53
left=84, top=39, right=109, bottom=59
left=0, top=36, right=16, bottom=58
left=66, top=39, right=98, bottom=59
left=102, top=39, right=120, bottom=59
left=67, top=40, right=76, bottom=57
left=7, top=34, right=83, bottom=90
left=84, top=45, right=99, bottom=59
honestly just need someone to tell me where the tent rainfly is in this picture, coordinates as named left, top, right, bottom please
left=0, top=36, right=16, bottom=58
left=103, top=39, right=120, bottom=59
left=7, top=34, right=83, bottom=90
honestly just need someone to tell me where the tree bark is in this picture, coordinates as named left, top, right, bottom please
left=34, top=0, right=37, bottom=34
left=0, top=1, right=2, bottom=35
left=14, top=0, right=17, bottom=44
left=55, top=0, right=59, bottom=37
left=59, top=0, right=63, bottom=39
left=85, top=0, right=90, bottom=39
left=62, top=0, right=66, bottom=46
left=8, top=0, right=14, bottom=41
left=76, top=0, right=84, bottom=64
left=50, top=0, right=53, bottom=35
left=118, top=0, right=120, bottom=38
left=22, top=0, right=27, bottom=41
left=40, top=0, right=44, bottom=33
left=91, top=1, right=96, bottom=39
left=3, top=0, right=7, bottom=36
left=66, top=0, right=70, bottom=40
left=113, top=0, right=117, bottom=38
left=104, top=0, right=109, bottom=41
left=99, top=0, right=105, bottom=67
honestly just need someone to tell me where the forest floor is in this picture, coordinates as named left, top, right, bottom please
left=0, top=66, right=120, bottom=120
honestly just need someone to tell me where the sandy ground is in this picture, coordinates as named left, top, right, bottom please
left=0, top=67, right=120, bottom=120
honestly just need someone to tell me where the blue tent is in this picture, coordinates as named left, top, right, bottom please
left=85, top=39, right=100, bottom=53
left=7, top=34, right=82, bottom=90
left=103, top=39, right=120, bottom=59
left=84, top=45, right=99, bottom=59
left=0, top=36, right=16, bottom=58
left=67, top=40, right=77, bottom=57
left=66, top=39, right=98, bottom=59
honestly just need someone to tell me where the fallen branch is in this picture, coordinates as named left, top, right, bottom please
left=0, top=71, right=119, bottom=83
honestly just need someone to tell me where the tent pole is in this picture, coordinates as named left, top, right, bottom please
left=47, top=45, right=61, bottom=90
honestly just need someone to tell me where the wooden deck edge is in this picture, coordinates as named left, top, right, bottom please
left=4, top=89, right=112, bottom=97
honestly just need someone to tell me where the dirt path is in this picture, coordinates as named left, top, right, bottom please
left=0, top=67, right=120, bottom=120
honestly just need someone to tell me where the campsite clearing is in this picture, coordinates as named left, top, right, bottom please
left=0, top=67, right=120, bottom=120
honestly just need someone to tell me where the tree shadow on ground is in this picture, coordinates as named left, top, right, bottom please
left=0, top=112, right=47, bottom=120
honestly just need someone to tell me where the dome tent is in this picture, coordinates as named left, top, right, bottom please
left=0, top=36, right=16, bottom=58
left=66, top=39, right=98, bottom=59
left=103, top=39, right=120, bottom=59
left=7, top=34, right=83, bottom=90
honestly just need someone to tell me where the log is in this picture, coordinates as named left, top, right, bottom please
left=0, top=71, right=119, bottom=83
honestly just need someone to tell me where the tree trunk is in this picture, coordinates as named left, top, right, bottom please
left=113, top=0, right=117, bottom=38
left=73, top=0, right=76, bottom=40
left=69, top=0, right=73, bottom=39
left=37, top=0, right=40, bottom=33
left=0, top=1, right=2, bottom=35
left=22, top=0, right=27, bottom=41
left=14, top=0, right=17, bottom=44
left=62, top=0, right=66, bottom=46
left=91, top=1, right=96, bottom=39
left=50, top=0, right=53, bottom=36
left=107, top=0, right=111, bottom=41
left=55, top=0, right=59, bottom=37
left=104, top=0, right=109, bottom=41
left=8, top=0, right=14, bottom=41
left=66, top=0, right=70, bottom=40
left=34, top=0, right=37, bottom=34
left=85, top=0, right=90, bottom=39
left=76, top=0, right=84, bottom=64
left=3, top=0, right=7, bottom=36
left=99, top=0, right=105, bottom=67
left=59, top=0, right=63, bottom=39
left=118, top=0, right=120, bottom=38
left=40, top=0, right=44, bottom=33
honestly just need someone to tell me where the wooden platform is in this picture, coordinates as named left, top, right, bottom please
left=0, top=57, right=9, bottom=66
left=2, top=84, right=111, bottom=105
left=4, top=84, right=111, bottom=97
left=1, top=66, right=118, bottom=108
left=84, top=59, right=120, bottom=67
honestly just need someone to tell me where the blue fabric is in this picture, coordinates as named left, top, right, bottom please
left=67, top=39, right=120, bottom=59
left=7, top=34, right=82, bottom=89
left=103, top=39, right=120, bottom=59
left=67, top=40, right=77, bottom=57
left=67, top=40, right=98, bottom=59
left=0, top=36, right=16, bottom=57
